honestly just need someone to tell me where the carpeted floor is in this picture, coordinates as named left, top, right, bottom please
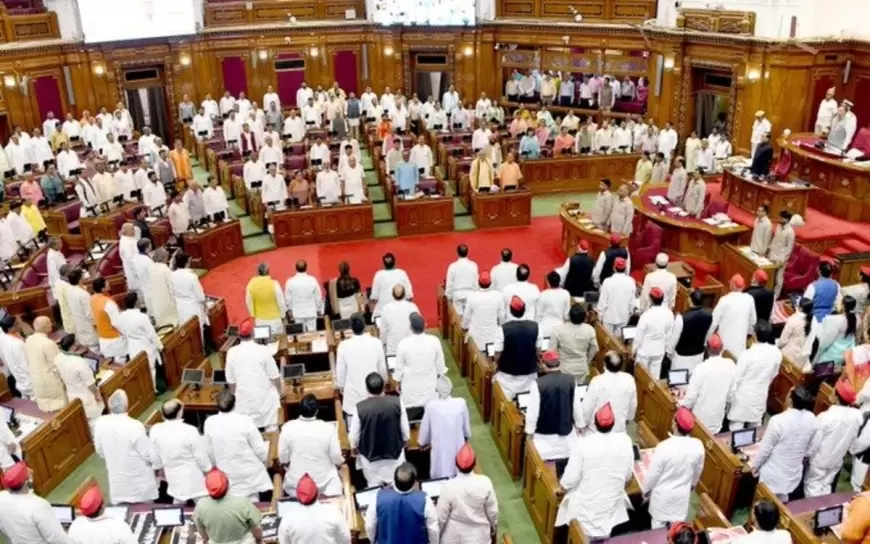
left=201, top=215, right=568, bottom=323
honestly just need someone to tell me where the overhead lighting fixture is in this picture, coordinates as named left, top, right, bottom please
left=384, top=46, right=394, bottom=56
left=3, top=74, right=15, bottom=88
left=309, top=47, right=319, bottom=57
left=179, top=54, right=191, bottom=67
left=663, top=57, right=675, bottom=70
left=93, top=64, right=105, bottom=76
left=259, top=49, right=269, bottom=60
left=463, top=46, right=473, bottom=57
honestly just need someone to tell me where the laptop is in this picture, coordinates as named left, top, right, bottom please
left=667, top=369, right=689, bottom=388
left=181, top=368, right=204, bottom=385
left=282, top=363, right=305, bottom=381
left=814, top=505, right=844, bottom=531
left=212, top=369, right=227, bottom=386
left=730, top=428, right=757, bottom=450
left=152, top=507, right=185, bottom=528
left=421, top=478, right=449, bottom=501
left=51, top=505, right=75, bottom=525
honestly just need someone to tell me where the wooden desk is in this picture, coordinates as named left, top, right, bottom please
left=469, top=189, right=532, bottom=229
left=160, top=317, right=206, bottom=391
left=181, top=220, right=244, bottom=270
left=719, top=243, right=778, bottom=291
left=697, top=425, right=755, bottom=518
left=1, top=399, right=94, bottom=496
left=634, top=362, right=678, bottom=444
left=271, top=203, right=374, bottom=247
left=98, top=353, right=156, bottom=419
left=768, top=353, right=807, bottom=415
left=591, top=320, right=632, bottom=376
left=445, top=297, right=468, bottom=376
left=490, top=382, right=525, bottom=480
left=78, top=202, right=141, bottom=248
left=673, top=275, right=725, bottom=314
left=467, top=339, right=494, bottom=422
left=207, top=297, right=229, bottom=350
left=721, top=169, right=813, bottom=220
left=781, top=133, right=870, bottom=222
left=394, top=195, right=454, bottom=236
left=632, top=184, right=750, bottom=266
left=560, top=207, right=628, bottom=262
left=519, top=154, right=639, bottom=194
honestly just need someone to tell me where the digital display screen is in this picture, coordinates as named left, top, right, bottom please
left=421, top=478, right=449, bottom=499
left=815, top=505, right=843, bottom=529
left=386, top=355, right=396, bottom=371
left=51, top=505, right=74, bottom=525
left=668, top=369, right=689, bottom=387
left=516, top=391, right=530, bottom=412
left=254, top=325, right=272, bottom=340
left=731, top=428, right=757, bottom=449
left=354, top=487, right=380, bottom=512
left=152, top=507, right=184, bottom=527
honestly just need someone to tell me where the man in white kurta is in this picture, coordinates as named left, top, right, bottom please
left=750, top=111, right=772, bottom=159
left=556, top=404, right=634, bottom=538
left=642, top=408, right=705, bottom=528
left=445, top=244, right=479, bottom=315
left=581, top=352, right=637, bottom=434
left=708, top=274, right=757, bottom=356
left=370, top=255, right=414, bottom=317
left=225, top=318, right=282, bottom=430
left=609, top=185, right=634, bottom=236
left=335, top=315, right=388, bottom=418
left=461, top=272, right=504, bottom=351
left=378, top=284, right=420, bottom=356
left=501, top=265, right=541, bottom=322
left=118, top=293, right=162, bottom=388
left=204, top=390, right=273, bottom=500
left=769, top=211, right=797, bottom=298
left=726, top=321, right=781, bottom=430
left=633, top=287, right=674, bottom=380
left=284, top=260, right=324, bottom=332
left=168, top=253, right=208, bottom=336
left=66, top=269, right=98, bottom=349
left=45, top=239, right=66, bottom=302
left=751, top=386, right=820, bottom=499
left=54, top=335, right=104, bottom=427
left=595, top=258, right=636, bottom=337
left=680, top=335, right=736, bottom=434
left=203, top=176, right=229, bottom=219
left=283, top=110, right=306, bottom=142
left=149, top=399, right=211, bottom=502
left=192, top=108, right=213, bottom=141
left=816, top=88, right=838, bottom=133
left=94, top=390, right=160, bottom=504
left=751, top=205, right=773, bottom=255
left=278, top=394, right=345, bottom=497
left=148, top=248, right=178, bottom=329
left=340, top=156, right=366, bottom=204
left=667, top=157, right=688, bottom=205
left=25, top=317, right=66, bottom=412
left=418, top=377, right=471, bottom=479
left=261, top=165, right=287, bottom=207
left=316, top=163, right=341, bottom=205
left=0, top=321, right=33, bottom=399
left=394, top=313, right=447, bottom=410
left=67, top=485, right=138, bottom=543
left=409, top=136, right=434, bottom=176
left=279, top=474, right=352, bottom=544
left=656, top=123, right=678, bottom=161
left=0, top=463, right=68, bottom=544
left=804, top=381, right=862, bottom=497
left=638, top=253, right=678, bottom=312
left=436, top=444, right=499, bottom=544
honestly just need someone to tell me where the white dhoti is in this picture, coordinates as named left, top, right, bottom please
left=127, top=339, right=161, bottom=390
left=636, top=354, right=664, bottom=381
left=670, top=353, right=704, bottom=373
left=804, top=463, right=841, bottom=497
left=295, top=316, right=316, bottom=332
left=337, top=296, right=359, bottom=319
left=98, top=336, right=127, bottom=362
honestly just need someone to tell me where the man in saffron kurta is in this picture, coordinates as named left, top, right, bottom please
left=90, top=276, right=127, bottom=362
left=24, top=316, right=66, bottom=412
left=169, top=139, right=193, bottom=181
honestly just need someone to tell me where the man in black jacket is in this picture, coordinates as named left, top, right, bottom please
left=524, top=350, right=578, bottom=469
left=750, top=132, right=773, bottom=177
left=594, top=233, right=629, bottom=286
left=133, top=206, right=153, bottom=243
left=667, top=288, right=713, bottom=373
left=350, top=372, right=410, bottom=487
left=560, top=240, right=595, bottom=298
left=494, top=295, right=540, bottom=399
left=746, top=269, right=774, bottom=322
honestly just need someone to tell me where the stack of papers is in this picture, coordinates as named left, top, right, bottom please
left=718, top=222, right=741, bottom=229
left=12, top=414, right=42, bottom=444
left=702, top=217, right=720, bottom=226
left=738, top=246, right=774, bottom=267
left=649, top=196, right=669, bottom=206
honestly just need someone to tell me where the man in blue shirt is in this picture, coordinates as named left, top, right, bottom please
left=519, top=128, right=540, bottom=159
left=40, top=164, right=65, bottom=204
left=393, top=149, right=419, bottom=196
left=804, top=260, right=841, bottom=322
left=559, top=76, right=575, bottom=106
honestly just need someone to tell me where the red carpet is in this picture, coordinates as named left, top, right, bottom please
left=201, top=217, right=567, bottom=324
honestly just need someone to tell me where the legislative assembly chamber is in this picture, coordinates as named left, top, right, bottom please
left=2, top=0, right=870, bottom=542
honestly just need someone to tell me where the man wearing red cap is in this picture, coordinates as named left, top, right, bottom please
left=634, top=286, right=674, bottom=379
left=768, top=209, right=797, bottom=298
left=501, top=264, right=540, bottom=322
left=278, top=474, right=351, bottom=543
left=642, top=407, right=705, bottom=528
left=225, top=316, right=282, bottom=430
left=843, top=265, right=870, bottom=320
left=67, top=484, right=137, bottom=542
left=639, top=253, right=677, bottom=312
left=581, top=351, right=636, bottom=434
left=592, top=232, right=630, bottom=287
left=727, top=321, right=782, bottom=431
left=494, top=294, right=542, bottom=399
left=554, top=239, right=595, bottom=298
left=680, top=334, right=736, bottom=434
left=194, top=469, right=265, bottom=544
left=589, top=178, right=614, bottom=230
left=461, top=270, right=505, bottom=351
left=445, top=244, right=479, bottom=316
left=203, top=390, right=273, bottom=501
left=608, top=184, right=634, bottom=236
left=596, top=256, right=636, bottom=337
left=751, top=386, right=819, bottom=500
left=750, top=204, right=773, bottom=256
left=489, top=248, right=518, bottom=292
left=746, top=268, right=774, bottom=322
left=804, top=380, right=862, bottom=496
left=0, top=462, right=67, bottom=543
left=525, top=350, right=582, bottom=460
left=556, top=403, right=634, bottom=538
left=436, top=444, right=499, bottom=543
left=708, top=273, right=757, bottom=356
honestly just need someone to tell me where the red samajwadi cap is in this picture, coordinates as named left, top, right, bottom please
left=675, top=407, right=695, bottom=433
left=296, top=473, right=318, bottom=505
left=1, top=461, right=28, bottom=490
left=79, top=485, right=104, bottom=517
left=836, top=380, right=858, bottom=405
left=239, top=317, right=255, bottom=337
left=610, top=233, right=621, bottom=245
left=456, top=443, right=476, bottom=471
left=707, top=334, right=723, bottom=351
left=614, top=257, right=627, bottom=271
left=730, top=274, right=745, bottom=290
left=205, top=469, right=229, bottom=499
left=650, top=287, right=664, bottom=299
left=577, top=240, right=590, bottom=252
left=594, top=402, right=615, bottom=428
left=753, top=269, right=768, bottom=284
left=509, top=295, right=525, bottom=311
left=478, top=271, right=492, bottom=287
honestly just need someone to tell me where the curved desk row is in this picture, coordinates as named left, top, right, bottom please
left=271, top=203, right=374, bottom=247
left=182, top=219, right=245, bottom=270
left=720, top=169, right=813, bottom=220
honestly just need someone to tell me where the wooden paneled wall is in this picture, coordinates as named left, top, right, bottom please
left=496, top=0, right=656, bottom=22
left=0, top=6, right=59, bottom=43
left=204, top=0, right=366, bottom=27
left=0, top=24, right=866, bottom=158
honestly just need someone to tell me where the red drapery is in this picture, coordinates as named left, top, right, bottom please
left=276, top=52, right=304, bottom=108
left=221, top=56, right=248, bottom=97
left=332, top=50, right=358, bottom=95
left=32, top=76, right=64, bottom=123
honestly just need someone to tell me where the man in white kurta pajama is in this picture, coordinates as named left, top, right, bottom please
left=804, top=381, right=862, bottom=497
left=284, top=261, right=324, bottom=332
left=595, top=257, right=636, bottom=337
left=707, top=274, right=757, bottom=357
left=378, top=285, right=420, bottom=356
left=535, top=272, right=571, bottom=341
left=0, top=462, right=68, bottom=544
left=225, top=318, right=282, bottom=431
left=436, top=444, right=499, bottom=544
left=581, top=352, right=637, bottom=434
left=461, top=272, right=504, bottom=351
left=130, top=239, right=154, bottom=312
left=168, top=253, right=209, bottom=338
left=370, top=254, right=414, bottom=318
left=335, top=315, right=388, bottom=419
left=149, top=399, right=212, bottom=502
left=445, top=244, right=479, bottom=315
left=726, top=321, right=782, bottom=430
left=118, top=292, right=163, bottom=389
left=94, top=390, right=160, bottom=504
left=418, top=377, right=471, bottom=479
left=149, top=248, right=178, bottom=329
left=25, top=317, right=66, bottom=412
left=67, top=484, right=138, bottom=543
left=632, top=287, right=674, bottom=380
left=0, top=320, right=33, bottom=399
left=394, top=313, right=447, bottom=412
left=278, top=394, right=345, bottom=497
left=66, top=269, right=99, bottom=349
left=680, top=334, right=736, bottom=434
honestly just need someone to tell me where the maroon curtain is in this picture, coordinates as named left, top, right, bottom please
left=852, top=78, right=870, bottom=130
left=221, top=56, right=248, bottom=97
left=807, top=75, right=837, bottom=131
left=32, top=76, right=64, bottom=121
left=276, top=52, right=304, bottom=108
left=332, top=50, right=358, bottom=95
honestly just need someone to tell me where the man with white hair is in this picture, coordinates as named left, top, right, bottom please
left=638, top=253, right=678, bottom=312
left=149, top=398, right=212, bottom=504
left=94, top=390, right=160, bottom=504
left=393, top=313, right=447, bottom=419
left=418, top=377, right=471, bottom=479
left=245, top=261, right=286, bottom=334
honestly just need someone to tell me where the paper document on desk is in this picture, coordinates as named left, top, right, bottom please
left=311, top=337, right=329, bottom=353
left=13, top=415, right=43, bottom=444
left=702, top=218, right=720, bottom=226
left=667, top=207, right=683, bottom=213
left=96, top=369, right=115, bottom=382
left=144, top=217, right=158, bottom=223
left=738, top=246, right=774, bottom=267
left=718, top=222, right=740, bottom=229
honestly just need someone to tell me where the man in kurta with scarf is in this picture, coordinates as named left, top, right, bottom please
left=24, top=316, right=66, bottom=412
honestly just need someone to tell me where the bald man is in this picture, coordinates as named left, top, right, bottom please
left=24, top=317, right=66, bottom=412
left=149, top=399, right=212, bottom=503
left=379, top=285, right=420, bottom=356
